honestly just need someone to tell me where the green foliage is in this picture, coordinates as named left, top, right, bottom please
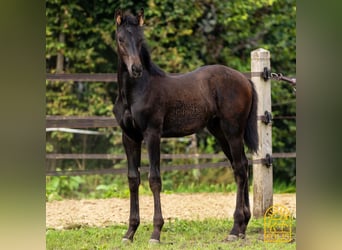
left=46, top=174, right=85, bottom=200
left=46, top=218, right=296, bottom=249
left=46, top=0, right=296, bottom=194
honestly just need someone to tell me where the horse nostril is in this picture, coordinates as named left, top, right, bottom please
left=132, top=64, right=143, bottom=78
left=132, top=64, right=142, bottom=72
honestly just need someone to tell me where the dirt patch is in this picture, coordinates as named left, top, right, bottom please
left=46, top=193, right=296, bottom=229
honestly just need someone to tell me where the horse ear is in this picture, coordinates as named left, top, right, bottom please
left=115, top=9, right=122, bottom=26
left=137, top=8, right=144, bottom=26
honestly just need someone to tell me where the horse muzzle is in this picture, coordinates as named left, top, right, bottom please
left=131, top=64, right=143, bottom=78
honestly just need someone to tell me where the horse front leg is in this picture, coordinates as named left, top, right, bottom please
left=144, top=129, right=164, bottom=243
left=122, top=133, right=142, bottom=242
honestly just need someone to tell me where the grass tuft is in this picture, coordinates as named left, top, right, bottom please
left=46, top=218, right=296, bottom=249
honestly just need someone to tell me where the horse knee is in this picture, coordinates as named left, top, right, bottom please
left=128, top=176, right=140, bottom=190
left=149, top=176, right=162, bottom=192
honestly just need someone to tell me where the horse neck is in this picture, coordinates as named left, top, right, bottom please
left=140, top=44, right=166, bottom=77
left=117, top=58, right=127, bottom=84
left=117, top=56, right=149, bottom=109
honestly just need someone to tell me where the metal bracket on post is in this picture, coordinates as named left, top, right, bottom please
left=261, top=110, right=273, bottom=125
left=262, top=67, right=271, bottom=81
left=262, top=154, right=273, bottom=168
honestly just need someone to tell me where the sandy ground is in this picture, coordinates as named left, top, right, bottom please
left=46, top=193, right=295, bottom=229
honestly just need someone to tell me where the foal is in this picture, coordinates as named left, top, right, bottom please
left=113, top=8, right=258, bottom=243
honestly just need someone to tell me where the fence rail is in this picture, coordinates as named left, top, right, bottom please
left=46, top=116, right=118, bottom=128
left=46, top=152, right=295, bottom=160
left=46, top=73, right=118, bottom=82
left=46, top=152, right=295, bottom=176
left=46, top=72, right=259, bottom=82
left=46, top=114, right=295, bottom=129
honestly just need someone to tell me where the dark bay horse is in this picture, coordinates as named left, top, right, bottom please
left=113, top=8, right=258, bottom=243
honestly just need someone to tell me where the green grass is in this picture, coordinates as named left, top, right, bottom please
left=46, top=218, right=296, bottom=249
left=273, top=181, right=296, bottom=194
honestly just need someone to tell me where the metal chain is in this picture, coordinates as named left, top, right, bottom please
left=263, top=67, right=296, bottom=93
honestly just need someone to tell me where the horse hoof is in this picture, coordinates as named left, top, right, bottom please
left=122, top=238, right=132, bottom=244
left=226, top=234, right=239, bottom=242
left=149, top=239, right=160, bottom=244
left=238, top=233, right=246, bottom=239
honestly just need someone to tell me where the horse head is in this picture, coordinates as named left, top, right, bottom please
left=115, top=8, right=145, bottom=78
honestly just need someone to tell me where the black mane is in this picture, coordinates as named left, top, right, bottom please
left=140, top=43, right=166, bottom=77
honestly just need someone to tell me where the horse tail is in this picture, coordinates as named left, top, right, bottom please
left=244, top=79, right=259, bottom=153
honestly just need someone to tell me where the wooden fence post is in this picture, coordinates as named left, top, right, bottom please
left=251, top=48, right=273, bottom=218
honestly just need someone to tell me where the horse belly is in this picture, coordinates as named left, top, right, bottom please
left=162, top=101, right=210, bottom=137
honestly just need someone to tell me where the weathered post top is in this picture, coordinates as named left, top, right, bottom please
left=251, top=48, right=271, bottom=71
left=251, top=48, right=270, bottom=58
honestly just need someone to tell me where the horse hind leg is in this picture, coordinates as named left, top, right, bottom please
left=207, top=120, right=250, bottom=240
left=241, top=151, right=251, bottom=235
left=214, top=121, right=250, bottom=241
left=230, top=145, right=251, bottom=238
left=206, top=119, right=233, bottom=163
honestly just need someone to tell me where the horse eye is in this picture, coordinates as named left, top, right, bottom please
left=118, top=37, right=124, bottom=43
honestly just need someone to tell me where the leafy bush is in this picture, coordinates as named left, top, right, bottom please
left=46, top=174, right=85, bottom=200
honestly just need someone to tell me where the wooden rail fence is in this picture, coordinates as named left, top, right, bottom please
left=46, top=152, right=295, bottom=176
left=46, top=48, right=296, bottom=217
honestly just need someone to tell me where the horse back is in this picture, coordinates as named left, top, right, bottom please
left=158, top=65, right=252, bottom=137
